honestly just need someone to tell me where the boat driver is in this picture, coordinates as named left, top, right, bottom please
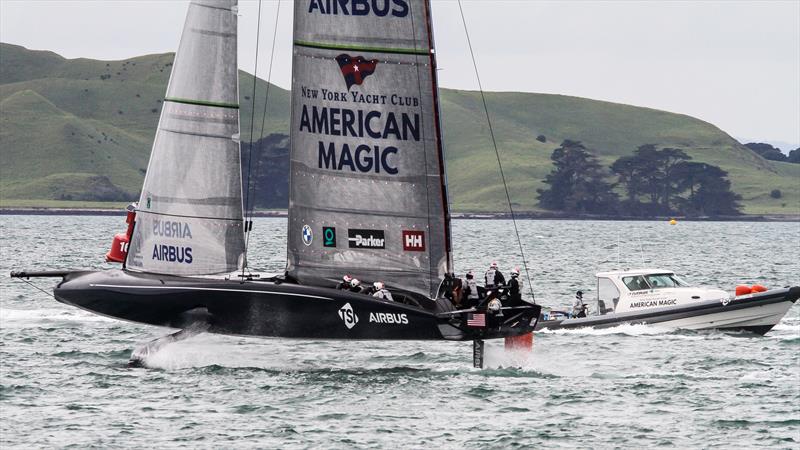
left=336, top=274, right=353, bottom=290
left=572, top=290, right=588, bottom=318
left=372, top=281, right=394, bottom=301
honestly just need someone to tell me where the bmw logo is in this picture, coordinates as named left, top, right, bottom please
left=302, top=224, right=313, bottom=246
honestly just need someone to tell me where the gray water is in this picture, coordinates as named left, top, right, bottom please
left=1, top=216, right=798, bottom=448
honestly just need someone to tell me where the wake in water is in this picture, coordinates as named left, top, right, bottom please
left=536, top=322, right=672, bottom=336
left=0, top=307, right=114, bottom=327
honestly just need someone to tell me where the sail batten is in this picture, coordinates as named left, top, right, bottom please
left=164, top=97, right=240, bottom=109
left=287, top=0, right=452, bottom=298
left=294, top=40, right=430, bottom=55
left=126, top=0, right=245, bottom=276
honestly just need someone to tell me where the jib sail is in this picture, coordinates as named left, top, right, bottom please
left=127, top=0, right=245, bottom=275
left=287, top=0, right=453, bottom=297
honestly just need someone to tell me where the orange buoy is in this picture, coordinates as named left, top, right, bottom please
left=105, top=233, right=129, bottom=263
left=751, top=284, right=768, bottom=293
left=504, top=332, right=534, bottom=351
left=105, top=207, right=137, bottom=263
left=735, top=285, right=752, bottom=296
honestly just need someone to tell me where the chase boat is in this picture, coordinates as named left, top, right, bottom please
left=535, top=269, right=799, bottom=335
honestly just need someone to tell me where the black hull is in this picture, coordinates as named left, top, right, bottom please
left=535, top=287, right=799, bottom=336
left=52, top=270, right=540, bottom=341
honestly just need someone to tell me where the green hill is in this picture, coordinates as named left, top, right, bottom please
left=1, top=43, right=796, bottom=215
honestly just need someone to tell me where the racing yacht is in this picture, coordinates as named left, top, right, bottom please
left=11, top=0, right=540, bottom=368
left=535, top=269, right=799, bottom=335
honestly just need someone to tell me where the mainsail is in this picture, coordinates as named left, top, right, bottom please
left=127, top=0, right=245, bottom=275
left=287, top=0, right=452, bottom=297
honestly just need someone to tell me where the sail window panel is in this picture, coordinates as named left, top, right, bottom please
left=168, top=0, right=238, bottom=107
left=142, top=131, right=242, bottom=219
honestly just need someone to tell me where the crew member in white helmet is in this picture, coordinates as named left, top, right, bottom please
left=507, top=267, right=524, bottom=306
left=372, top=281, right=394, bottom=301
left=349, top=278, right=364, bottom=294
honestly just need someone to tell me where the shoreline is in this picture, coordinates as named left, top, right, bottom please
left=1, top=207, right=798, bottom=222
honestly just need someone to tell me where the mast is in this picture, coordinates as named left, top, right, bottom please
left=126, top=0, right=245, bottom=276
left=287, top=0, right=452, bottom=298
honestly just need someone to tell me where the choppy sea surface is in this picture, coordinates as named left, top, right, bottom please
left=1, top=216, right=798, bottom=448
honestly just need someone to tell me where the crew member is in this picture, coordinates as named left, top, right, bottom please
left=484, top=261, right=506, bottom=294
left=372, top=281, right=394, bottom=301
left=349, top=278, right=364, bottom=293
left=506, top=267, right=524, bottom=306
left=572, top=290, right=588, bottom=318
left=336, top=274, right=353, bottom=290
left=463, top=271, right=479, bottom=306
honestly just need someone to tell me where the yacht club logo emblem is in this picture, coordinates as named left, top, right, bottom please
left=301, top=224, right=313, bottom=246
left=335, top=54, right=378, bottom=90
left=338, top=303, right=359, bottom=329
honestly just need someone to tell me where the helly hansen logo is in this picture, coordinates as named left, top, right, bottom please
left=348, top=229, right=385, bottom=249
left=336, top=54, right=378, bottom=90
left=402, top=230, right=425, bottom=251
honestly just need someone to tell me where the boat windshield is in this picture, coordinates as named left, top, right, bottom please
left=644, top=274, right=690, bottom=289
left=622, top=275, right=650, bottom=291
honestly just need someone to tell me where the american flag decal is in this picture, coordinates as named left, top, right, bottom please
left=467, top=313, right=486, bottom=327
left=335, top=54, right=378, bottom=90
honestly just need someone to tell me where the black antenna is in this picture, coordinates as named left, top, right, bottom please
left=457, top=0, right=536, bottom=303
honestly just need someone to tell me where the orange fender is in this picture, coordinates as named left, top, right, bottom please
left=735, top=285, right=752, bottom=296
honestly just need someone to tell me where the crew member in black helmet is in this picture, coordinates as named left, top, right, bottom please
left=572, top=290, right=588, bottom=318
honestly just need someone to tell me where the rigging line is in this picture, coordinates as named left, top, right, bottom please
left=637, top=230, right=646, bottom=267
left=457, top=0, right=535, bottom=303
left=242, top=0, right=264, bottom=277
left=243, top=0, right=282, bottom=271
left=408, top=1, right=436, bottom=288
left=15, top=278, right=57, bottom=301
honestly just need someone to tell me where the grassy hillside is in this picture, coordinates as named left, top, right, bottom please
left=1, top=43, right=796, bottom=215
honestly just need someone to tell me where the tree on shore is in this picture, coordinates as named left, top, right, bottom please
left=610, top=145, right=691, bottom=213
left=536, top=140, right=618, bottom=214
left=610, top=147, right=741, bottom=216
left=677, top=162, right=742, bottom=215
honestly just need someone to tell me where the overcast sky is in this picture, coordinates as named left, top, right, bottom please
left=2, top=0, right=798, bottom=149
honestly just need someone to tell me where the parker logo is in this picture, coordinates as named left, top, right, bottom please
left=402, top=230, right=425, bottom=251
left=338, top=303, right=359, bottom=329
left=335, top=54, right=378, bottom=90
left=348, top=229, right=385, bottom=249
left=323, top=226, right=336, bottom=247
